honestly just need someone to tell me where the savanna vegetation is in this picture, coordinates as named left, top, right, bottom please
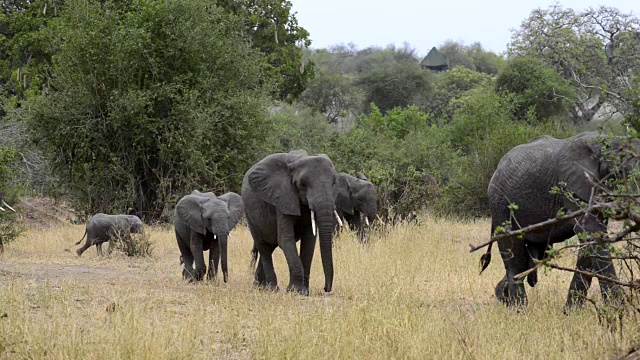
left=2, top=0, right=640, bottom=358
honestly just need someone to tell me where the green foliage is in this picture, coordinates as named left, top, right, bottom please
left=436, top=85, right=572, bottom=216
left=0, top=145, right=20, bottom=250
left=438, top=41, right=505, bottom=75
left=426, top=67, right=493, bottom=121
left=509, top=5, right=640, bottom=123
left=217, top=0, right=314, bottom=102
left=0, top=0, right=58, bottom=117
left=496, top=57, right=574, bottom=121
left=356, top=62, right=433, bottom=113
left=299, top=66, right=363, bottom=123
left=25, top=0, right=275, bottom=220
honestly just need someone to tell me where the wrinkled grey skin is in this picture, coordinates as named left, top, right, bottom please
left=334, top=173, right=378, bottom=242
left=242, top=151, right=338, bottom=295
left=483, top=132, right=635, bottom=310
left=174, top=191, right=244, bottom=282
left=75, top=214, right=143, bottom=256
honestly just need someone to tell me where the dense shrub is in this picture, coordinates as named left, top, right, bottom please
left=0, top=145, right=20, bottom=252
left=496, top=57, right=574, bottom=122
left=25, top=0, right=275, bottom=221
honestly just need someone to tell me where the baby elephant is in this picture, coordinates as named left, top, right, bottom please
left=174, top=191, right=244, bottom=282
left=75, top=213, right=144, bottom=256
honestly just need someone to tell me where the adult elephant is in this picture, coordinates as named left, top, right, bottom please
left=334, top=173, right=378, bottom=242
left=174, top=191, right=244, bottom=282
left=242, top=151, right=340, bottom=295
left=75, top=214, right=144, bottom=256
left=482, top=132, right=634, bottom=310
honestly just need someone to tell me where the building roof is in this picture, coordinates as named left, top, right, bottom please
left=421, top=47, right=448, bottom=68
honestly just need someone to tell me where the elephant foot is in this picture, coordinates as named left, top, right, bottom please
left=287, top=283, right=310, bottom=296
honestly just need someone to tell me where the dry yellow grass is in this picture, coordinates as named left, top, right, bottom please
left=0, top=217, right=638, bottom=359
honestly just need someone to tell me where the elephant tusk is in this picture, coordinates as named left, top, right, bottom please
left=1, top=200, right=15, bottom=212
left=311, top=211, right=317, bottom=237
left=365, top=216, right=370, bottom=226
left=214, top=234, right=217, bottom=240
left=0, top=206, right=5, bottom=212
left=334, top=210, right=343, bottom=227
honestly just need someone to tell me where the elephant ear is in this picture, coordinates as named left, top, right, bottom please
left=218, top=192, right=244, bottom=230
left=248, top=153, right=302, bottom=216
left=559, top=134, right=605, bottom=202
left=335, top=174, right=354, bottom=215
left=176, top=194, right=207, bottom=234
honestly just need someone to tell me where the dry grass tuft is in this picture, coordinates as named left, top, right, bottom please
left=0, top=217, right=638, bottom=359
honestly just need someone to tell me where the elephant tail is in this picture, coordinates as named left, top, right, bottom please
left=249, top=245, right=258, bottom=270
left=74, top=228, right=88, bottom=246
left=479, top=243, right=492, bottom=274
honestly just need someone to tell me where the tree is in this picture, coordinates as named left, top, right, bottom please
left=300, top=65, right=363, bottom=123
left=0, top=0, right=59, bottom=118
left=217, top=0, right=314, bottom=102
left=437, top=40, right=504, bottom=75
left=426, top=66, right=492, bottom=121
left=509, top=4, right=640, bottom=123
left=496, top=56, right=575, bottom=122
left=356, top=62, right=432, bottom=113
left=25, top=0, right=275, bottom=219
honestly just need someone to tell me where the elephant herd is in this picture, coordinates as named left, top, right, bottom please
left=68, top=131, right=636, bottom=310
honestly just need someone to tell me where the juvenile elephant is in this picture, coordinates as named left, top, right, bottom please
left=334, top=173, right=378, bottom=242
left=75, top=214, right=144, bottom=256
left=242, top=151, right=341, bottom=295
left=174, top=191, right=243, bottom=282
left=482, top=132, right=635, bottom=310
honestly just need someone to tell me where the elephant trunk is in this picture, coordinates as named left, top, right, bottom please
left=316, top=208, right=335, bottom=293
left=219, top=234, right=228, bottom=283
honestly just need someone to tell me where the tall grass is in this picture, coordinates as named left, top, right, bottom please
left=0, top=218, right=637, bottom=359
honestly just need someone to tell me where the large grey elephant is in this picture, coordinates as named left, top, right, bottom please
left=242, top=151, right=340, bottom=295
left=482, top=132, right=634, bottom=310
left=334, top=173, right=378, bottom=242
left=75, top=213, right=144, bottom=256
left=174, top=191, right=244, bottom=282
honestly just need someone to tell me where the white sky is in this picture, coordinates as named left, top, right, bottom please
left=290, top=1, right=639, bottom=56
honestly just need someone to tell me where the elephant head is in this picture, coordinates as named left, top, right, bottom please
left=176, top=192, right=244, bottom=282
left=335, top=173, right=378, bottom=225
left=247, top=152, right=338, bottom=292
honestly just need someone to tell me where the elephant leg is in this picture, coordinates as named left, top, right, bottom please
left=591, top=245, right=623, bottom=305
left=300, top=231, right=317, bottom=290
left=255, top=242, right=278, bottom=291
left=565, top=249, right=594, bottom=310
left=277, top=213, right=307, bottom=295
left=495, top=274, right=510, bottom=303
left=497, top=238, right=529, bottom=307
left=208, top=237, right=220, bottom=281
left=96, top=242, right=103, bottom=256
left=352, top=211, right=364, bottom=243
left=107, top=239, right=114, bottom=255
left=189, top=232, right=206, bottom=281
left=175, top=230, right=195, bottom=281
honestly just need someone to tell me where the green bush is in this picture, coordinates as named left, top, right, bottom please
left=0, top=145, right=21, bottom=252
left=496, top=56, right=574, bottom=122
left=436, top=85, right=572, bottom=216
left=25, top=0, right=275, bottom=220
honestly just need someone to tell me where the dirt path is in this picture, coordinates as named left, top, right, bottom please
left=0, top=262, right=153, bottom=281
